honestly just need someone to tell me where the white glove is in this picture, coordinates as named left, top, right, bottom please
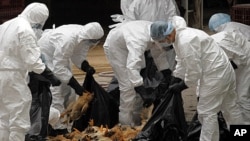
left=108, top=23, right=123, bottom=29
left=111, top=14, right=127, bottom=23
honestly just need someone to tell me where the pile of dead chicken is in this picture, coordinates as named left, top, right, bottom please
left=48, top=91, right=145, bottom=141
left=48, top=119, right=143, bottom=141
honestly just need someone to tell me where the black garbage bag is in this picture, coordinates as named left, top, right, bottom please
left=186, top=111, right=230, bottom=141
left=106, top=76, right=120, bottom=103
left=106, top=50, right=172, bottom=120
left=140, top=50, right=163, bottom=89
left=106, top=50, right=165, bottom=102
left=140, top=50, right=174, bottom=111
left=72, top=73, right=119, bottom=131
left=133, top=90, right=188, bottom=141
left=186, top=112, right=200, bottom=141
left=26, top=72, right=52, bottom=141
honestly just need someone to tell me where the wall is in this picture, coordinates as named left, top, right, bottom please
left=25, top=0, right=121, bottom=29
left=0, top=0, right=24, bottom=23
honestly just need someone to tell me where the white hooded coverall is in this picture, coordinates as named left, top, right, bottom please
left=126, top=0, right=180, bottom=71
left=0, top=3, right=48, bottom=141
left=108, top=1, right=180, bottom=86
left=120, top=0, right=134, bottom=19
left=111, top=0, right=180, bottom=29
left=126, top=0, right=180, bottom=22
left=215, top=21, right=250, bottom=41
left=38, top=23, right=104, bottom=130
left=104, top=20, right=169, bottom=126
left=211, top=31, right=250, bottom=124
left=172, top=16, right=243, bottom=141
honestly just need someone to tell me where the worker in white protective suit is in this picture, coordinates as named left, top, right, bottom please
left=125, top=0, right=181, bottom=71
left=150, top=16, right=243, bottom=141
left=25, top=11, right=58, bottom=141
left=108, top=0, right=134, bottom=27
left=126, top=0, right=180, bottom=22
left=38, top=22, right=104, bottom=135
left=211, top=31, right=250, bottom=124
left=112, top=0, right=180, bottom=24
left=104, top=20, right=171, bottom=126
left=208, top=13, right=250, bottom=41
left=108, top=0, right=181, bottom=89
left=120, top=0, right=134, bottom=21
left=0, top=3, right=61, bottom=141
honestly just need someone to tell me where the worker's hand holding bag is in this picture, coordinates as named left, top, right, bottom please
left=81, top=60, right=96, bottom=75
left=68, top=76, right=85, bottom=96
left=168, top=77, right=188, bottom=94
left=41, top=66, right=61, bottom=86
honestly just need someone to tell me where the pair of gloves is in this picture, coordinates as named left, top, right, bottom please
left=67, top=60, right=95, bottom=96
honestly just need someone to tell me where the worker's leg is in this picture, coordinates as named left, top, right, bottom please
left=6, top=72, right=32, bottom=141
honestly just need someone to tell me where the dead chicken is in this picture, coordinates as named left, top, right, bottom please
left=60, top=91, right=94, bottom=124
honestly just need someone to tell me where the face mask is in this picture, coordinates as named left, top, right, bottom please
left=155, top=41, right=171, bottom=47
left=89, top=39, right=100, bottom=45
left=81, top=39, right=100, bottom=50
left=32, top=28, right=43, bottom=39
left=163, top=45, right=173, bottom=51
left=160, top=42, right=174, bottom=51
left=31, top=23, right=43, bottom=39
left=31, top=23, right=43, bottom=29
left=159, top=42, right=171, bottom=48
left=88, top=39, right=101, bottom=49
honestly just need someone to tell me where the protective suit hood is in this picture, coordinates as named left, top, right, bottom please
left=79, top=22, right=104, bottom=40
left=170, top=16, right=187, bottom=30
left=19, top=2, right=49, bottom=28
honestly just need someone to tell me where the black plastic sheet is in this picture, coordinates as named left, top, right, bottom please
left=105, top=50, right=187, bottom=140
left=133, top=90, right=188, bottom=141
left=140, top=50, right=164, bottom=89
left=186, top=111, right=230, bottom=141
left=106, top=76, right=120, bottom=102
left=26, top=72, right=52, bottom=140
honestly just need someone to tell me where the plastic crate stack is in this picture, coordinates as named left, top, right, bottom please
left=231, top=4, right=250, bottom=25
left=0, top=0, right=24, bottom=24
